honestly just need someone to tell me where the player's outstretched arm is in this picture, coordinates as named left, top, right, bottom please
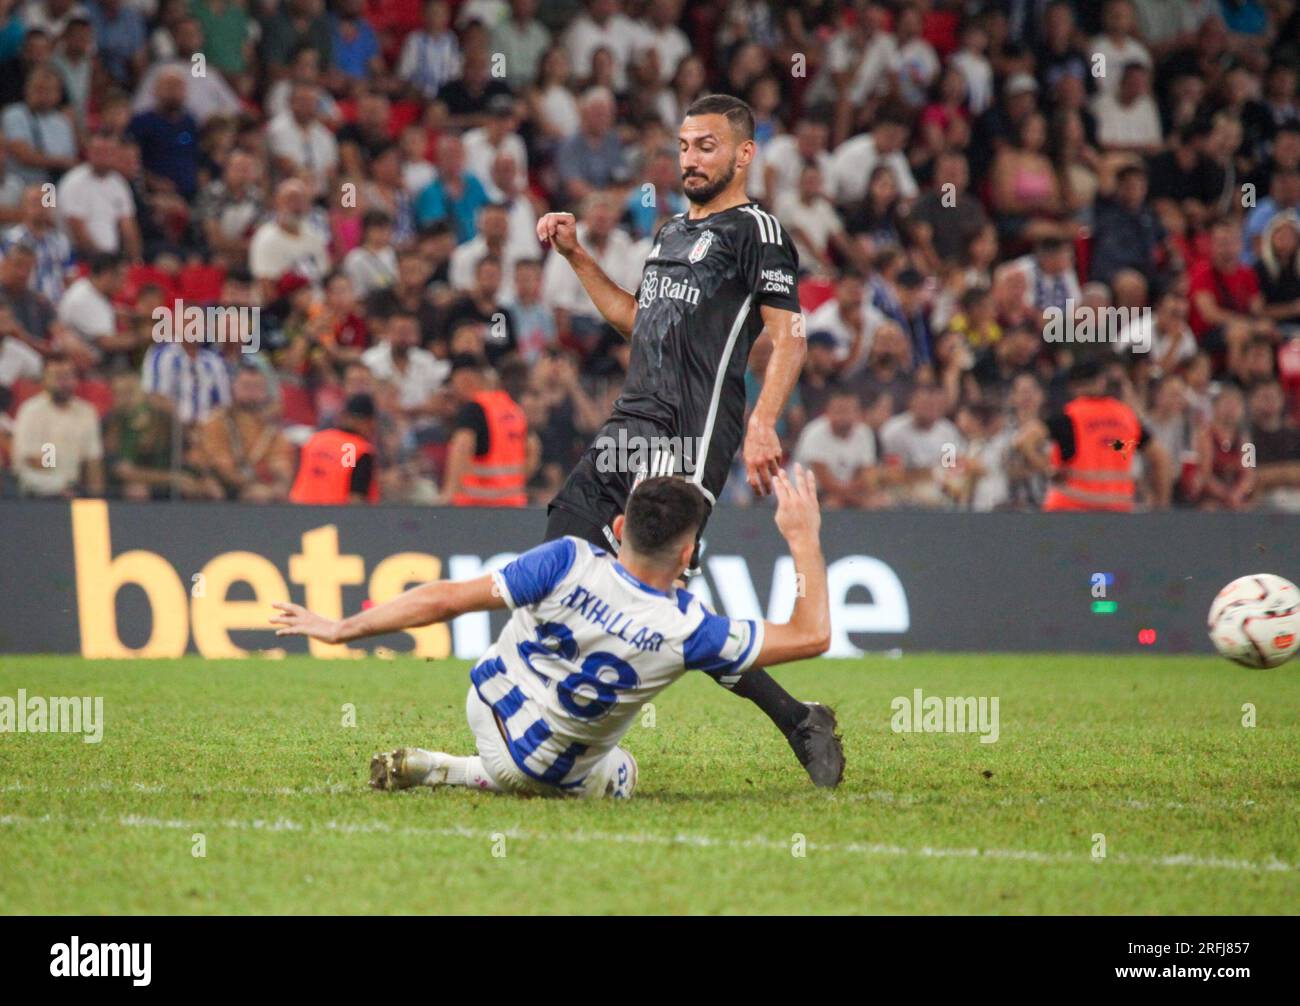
left=751, top=464, right=831, bottom=667
left=745, top=305, right=807, bottom=496
left=270, top=575, right=506, bottom=645
left=537, top=211, right=637, bottom=337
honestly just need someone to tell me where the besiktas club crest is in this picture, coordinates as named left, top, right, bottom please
left=688, top=230, right=714, bottom=263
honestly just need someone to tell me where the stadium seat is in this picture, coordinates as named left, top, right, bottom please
left=798, top=277, right=836, bottom=313
left=75, top=380, right=114, bottom=419
left=178, top=265, right=227, bottom=303
left=280, top=383, right=318, bottom=427
left=123, top=264, right=180, bottom=305
left=5, top=378, right=42, bottom=415
left=1074, top=231, right=1092, bottom=284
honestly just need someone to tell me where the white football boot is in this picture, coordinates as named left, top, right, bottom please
left=369, top=748, right=451, bottom=791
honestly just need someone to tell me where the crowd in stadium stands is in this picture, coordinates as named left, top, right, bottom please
left=1, top=0, right=1299, bottom=510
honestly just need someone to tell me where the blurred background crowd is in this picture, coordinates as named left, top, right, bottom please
left=1, top=0, right=1299, bottom=510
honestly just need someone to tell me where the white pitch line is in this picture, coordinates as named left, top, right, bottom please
left=1, top=781, right=1285, bottom=814
left=0, top=812, right=1293, bottom=874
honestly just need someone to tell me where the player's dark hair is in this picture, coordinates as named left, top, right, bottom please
left=623, top=477, right=708, bottom=566
left=683, top=94, right=755, bottom=142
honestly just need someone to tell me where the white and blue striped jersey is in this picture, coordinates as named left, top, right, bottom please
left=477, top=535, right=764, bottom=791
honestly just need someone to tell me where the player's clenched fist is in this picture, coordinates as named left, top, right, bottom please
left=536, top=212, right=581, bottom=258
left=773, top=464, right=821, bottom=544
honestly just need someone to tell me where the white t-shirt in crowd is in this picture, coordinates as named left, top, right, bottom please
left=762, top=134, right=833, bottom=203
left=880, top=412, right=963, bottom=469
left=361, top=342, right=450, bottom=412
left=12, top=390, right=102, bottom=496
left=57, top=276, right=116, bottom=347
left=1087, top=35, right=1152, bottom=97
left=794, top=416, right=877, bottom=484
left=828, top=133, right=918, bottom=205
left=56, top=165, right=135, bottom=253
left=249, top=220, right=331, bottom=281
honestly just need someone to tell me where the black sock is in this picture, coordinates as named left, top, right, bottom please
left=728, top=668, right=808, bottom=735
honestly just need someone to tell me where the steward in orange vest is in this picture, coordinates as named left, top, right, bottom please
left=289, top=394, right=381, bottom=504
left=1043, top=360, right=1169, bottom=511
left=441, top=355, right=532, bottom=507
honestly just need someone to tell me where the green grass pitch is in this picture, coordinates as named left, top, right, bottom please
left=2, top=653, right=1298, bottom=914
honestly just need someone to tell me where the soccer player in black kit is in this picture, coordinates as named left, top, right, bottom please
left=535, top=94, right=845, bottom=787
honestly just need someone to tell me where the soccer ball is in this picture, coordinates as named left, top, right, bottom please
left=1207, top=574, right=1300, bottom=668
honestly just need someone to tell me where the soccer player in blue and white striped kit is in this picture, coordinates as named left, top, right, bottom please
left=270, top=466, right=830, bottom=799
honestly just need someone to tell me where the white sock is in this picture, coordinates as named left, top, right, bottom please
left=442, top=755, right=503, bottom=792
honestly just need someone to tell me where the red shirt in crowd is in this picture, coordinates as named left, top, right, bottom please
left=1187, top=257, right=1260, bottom=338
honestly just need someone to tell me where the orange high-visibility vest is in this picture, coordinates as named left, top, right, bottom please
left=1043, top=396, right=1141, bottom=512
left=451, top=389, right=528, bottom=507
left=290, top=428, right=380, bottom=504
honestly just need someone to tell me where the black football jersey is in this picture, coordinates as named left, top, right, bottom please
left=551, top=202, right=801, bottom=530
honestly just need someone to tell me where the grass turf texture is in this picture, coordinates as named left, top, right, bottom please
left=1, top=653, right=1298, bottom=915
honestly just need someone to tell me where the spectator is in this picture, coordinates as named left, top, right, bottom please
left=194, top=149, right=265, bottom=270
left=464, top=95, right=528, bottom=199
left=10, top=352, right=103, bottom=496
left=879, top=383, right=963, bottom=508
left=793, top=384, right=880, bottom=509
left=829, top=111, right=917, bottom=208
left=131, top=18, right=242, bottom=123
left=763, top=119, right=832, bottom=205
left=3, top=183, right=72, bottom=303
left=267, top=82, right=339, bottom=198
left=1091, top=61, right=1162, bottom=154
left=855, top=321, right=916, bottom=416
left=141, top=330, right=231, bottom=425
left=1256, top=212, right=1300, bottom=335
left=102, top=367, right=202, bottom=500
left=505, top=258, right=555, bottom=364
left=562, top=0, right=640, bottom=92
left=360, top=310, right=448, bottom=419
left=342, top=211, right=399, bottom=299
left=554, top=86, right=628, bottom=205
left=86, top=0, right=146, bottom=87
left=1189, top=384, right=1254, bottom=510
left=449, top=202, right=522, bottom=301
left=1246, top=379, right=1300, bottom=509
left=196, top=366, right=297, bottom=502
left=289, top=392, right=380, bottom=504
left=329, top=0, right=382, bottom=83
left=1088, top=0, right=1151, bottom=99
left=261, top=0, right=332, bottom=75
left=774, top=164, right=854, bottom=278
left=1243, top=168, right=1300, bottom=265
left=436, top=47, right=513, bottom=130
left=2, top=66, right=78, bottom=186
left=491, top=0, right=551, bottom=88
left=56, top=252, right=132, bottom=363
left=436, top=353, right=534, bottom=505
left=1188, top=217, right=1273, bottom=371
left=904, top=151, right=989, bottom=270
left=0, top=242, right=74, bottom=384
left=249, top=179, right=331, bottom=291
left=126, top=71, right=203, bottom=203
left=1089, top=163, right=1164, bottom=285
left=414, top=133, right=490, bottom=240
left=441, top=255, right=516, bottom=366
left=52, top=14, right=95, bottom=129
left=398, top=0, right=462, bottom=101
left=56, top=131, right=140, bottom=259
